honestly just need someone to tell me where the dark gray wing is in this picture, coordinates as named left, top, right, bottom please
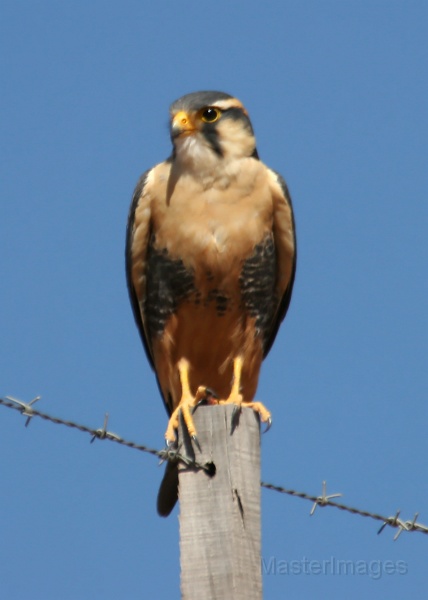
left=125, top=169, right=155, bottom=368
left=263, top=171, right=297, bottom=358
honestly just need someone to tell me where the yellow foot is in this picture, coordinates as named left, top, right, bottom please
left=164, top=358, right=211, bottom=447
left=218, top=356, right=272, bottom=429
left=218, top=397, right=272, bottom=429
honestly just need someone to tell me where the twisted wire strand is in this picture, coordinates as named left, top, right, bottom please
left=0, top=397, right=210, bottom=472
left=260, top=481, right=428, bottom=536
left=1, top=396, right=426, bottom=537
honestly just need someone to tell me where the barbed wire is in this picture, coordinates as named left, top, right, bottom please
left=1, top=395, right=426, bottom=540
left=0, top=396, right=212, bottom=474
left=260, top=481, right=428, bottom=540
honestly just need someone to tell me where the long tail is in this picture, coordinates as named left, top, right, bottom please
left=157, top=461, right=179, bottom=517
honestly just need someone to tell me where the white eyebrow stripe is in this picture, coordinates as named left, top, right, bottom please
left=213, top=98, right=248, bottom=115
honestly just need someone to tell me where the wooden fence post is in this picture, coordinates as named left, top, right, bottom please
left=178, top=404, right=262, bottom=600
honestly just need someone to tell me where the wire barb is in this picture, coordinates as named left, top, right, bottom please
left=158, top=445, right=213, bottom=474
left=377, top=511, right=428, bottom=541
left=310, top=480, right=343, bottom=515
left=260, top=479, right=428, bottom=539
left=1, top=396, right=426, bottom=538
left=5, top=395, right=42, bottom=427
left=90, top=412, right=121, bottom=444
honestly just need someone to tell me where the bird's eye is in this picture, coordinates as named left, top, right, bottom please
left=201, top=107, right=221, bottom=123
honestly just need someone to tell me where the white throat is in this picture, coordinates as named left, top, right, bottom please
left=174, top=134, right=241, bottom=189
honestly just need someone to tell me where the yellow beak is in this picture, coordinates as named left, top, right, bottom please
left=171, top=111, right=196, bottom=138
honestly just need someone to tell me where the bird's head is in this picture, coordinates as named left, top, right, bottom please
left=169, top=91, right=258, bottom=177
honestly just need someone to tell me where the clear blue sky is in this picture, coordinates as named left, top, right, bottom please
left=1, top=1, right=427, bottom=598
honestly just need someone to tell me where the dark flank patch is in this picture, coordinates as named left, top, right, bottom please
left=145, top=238, right=196, bottom=337
left=145, top=237, right=234, bottom=337
left=239, top=236, right=277, bottom=349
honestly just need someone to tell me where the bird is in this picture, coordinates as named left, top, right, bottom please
left=126, top=91, right=296, bottom=516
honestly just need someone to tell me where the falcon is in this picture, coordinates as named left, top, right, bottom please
left=126, top=91, right=296, bottom=515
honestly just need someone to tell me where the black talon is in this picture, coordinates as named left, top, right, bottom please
left=192, top=386, right=219, bottom=413
left=166, top=437, right=178, bottom=449
left=192, top=399, right=204, bottom=413
left=263, top=417, right=272, bottom=433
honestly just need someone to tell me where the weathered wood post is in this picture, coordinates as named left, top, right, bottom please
left=178, top=404, right=262, bottom=600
